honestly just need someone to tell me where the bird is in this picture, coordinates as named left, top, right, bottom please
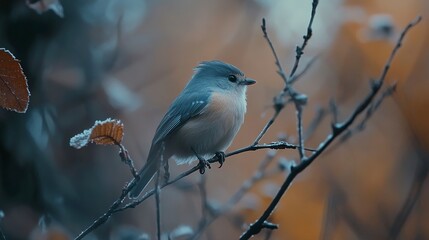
left=129, top=60, right=255, bottom=198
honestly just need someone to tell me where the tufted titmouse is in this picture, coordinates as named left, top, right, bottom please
left=129, top=60, right=255, bottom=198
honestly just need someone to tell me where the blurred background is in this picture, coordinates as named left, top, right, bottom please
left=0, top=0, right=428, bottom=239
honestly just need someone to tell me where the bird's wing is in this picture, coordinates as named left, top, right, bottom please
left=152, top=92, right=211, bottom=144
left=129, top=92, right=211, bottom=198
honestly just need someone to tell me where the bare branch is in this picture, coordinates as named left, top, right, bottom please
left=228, top=141, right=315, bottom=156
left=239, top=16, right=421, bottom=240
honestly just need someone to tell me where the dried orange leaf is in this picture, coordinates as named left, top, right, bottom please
left=0, top=49, right=30, bottom=113
left=70, top=118, right=124, bottom=149
left=90, top=119, right=124, bottom=145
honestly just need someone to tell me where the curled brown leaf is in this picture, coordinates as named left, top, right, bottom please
left=0, top=49, right=30, bottom=113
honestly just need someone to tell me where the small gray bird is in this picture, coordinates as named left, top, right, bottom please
left=129, top=60, right=255, bottom=198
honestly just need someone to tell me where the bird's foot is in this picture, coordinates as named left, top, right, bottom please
left=215, top=151, right=225, bottom=168
left=192, top=148, right=211, bottom=174
left=197, top=158, right=211, bottom=174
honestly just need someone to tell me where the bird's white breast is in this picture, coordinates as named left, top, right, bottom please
left=170, top=89, right=247, bottom=164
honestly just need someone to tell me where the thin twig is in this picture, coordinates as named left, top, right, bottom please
left=118, top=144, right=138, bottom=178
left=228, top=141, right=315, bottom=156
left=357, top=83, right=397, bottom=131
left=259, top=17, right=319, bottom=149
left=253, top=108, right=281, bottom=145
left=296, top=105, right=305, bottom=160
left=239, top=16, right=421, bottom=240
left=261, top=18, right=288, bottom=84
left=262, top=3, right=315, bottom=165
left=328, top=83, right=397, bottom=150
left=288, top=54, right=319, bottom=85
left=289, top=0, right=319, bottom=79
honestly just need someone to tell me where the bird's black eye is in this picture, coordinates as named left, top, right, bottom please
left=228, top=75, right=237, bottom=82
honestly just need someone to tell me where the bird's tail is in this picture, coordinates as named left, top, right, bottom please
left=129, top=153, right=160, bottom=199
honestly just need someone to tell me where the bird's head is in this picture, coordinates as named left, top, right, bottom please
left=189, top=60, right=256, bottom=94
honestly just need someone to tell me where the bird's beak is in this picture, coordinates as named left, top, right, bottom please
left=240, top=78, right=256, bottom=85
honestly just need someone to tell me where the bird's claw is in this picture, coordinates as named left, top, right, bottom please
left=192, top=148, right=211, bottom=174
left=198, top=159, right=211, bottom=174
left=215, top=151, right=225, bottom=168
